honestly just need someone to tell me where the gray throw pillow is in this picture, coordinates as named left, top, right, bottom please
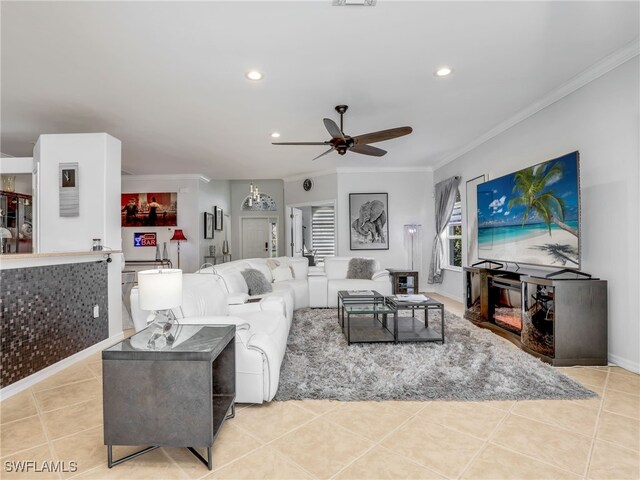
left=241, top=268, right=273, bottom=295
left=346, top=258, right=376, bottom=280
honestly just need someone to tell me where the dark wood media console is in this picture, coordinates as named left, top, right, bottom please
left=464, top=266, right=608, bottom=366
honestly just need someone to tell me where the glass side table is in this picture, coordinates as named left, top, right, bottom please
left=387, top=296, right=445, bottom=343
left=342, top=301, right=397, bottom=345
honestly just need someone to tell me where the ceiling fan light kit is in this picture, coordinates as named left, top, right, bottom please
left=272, top=105, right=412, bottom=161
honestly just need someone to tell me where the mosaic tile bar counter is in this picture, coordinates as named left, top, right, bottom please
left=0, top=260, right=109, bottom=387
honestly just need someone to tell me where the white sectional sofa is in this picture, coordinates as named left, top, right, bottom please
left=129, top=255, right=394, bottom=403
left=130, top=273, right=290, bottom=403
left=199, top=257, right=310, bottom=321
left=201, top=255, right=391, bottom=309
left=309, top=257, right=392, bottom=307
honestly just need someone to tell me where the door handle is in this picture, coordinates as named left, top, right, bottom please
left=265, top=242, right=268, bottom=252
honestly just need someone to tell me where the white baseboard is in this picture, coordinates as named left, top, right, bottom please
left=0, top=333, right=124, bottom=400
left=608, top=353, right=640, bottom=374
left=428, top=288, right=464, bottom=304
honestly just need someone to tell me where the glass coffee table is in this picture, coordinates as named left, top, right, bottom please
left=338, top=290, right=396, bottom=345
left=387, top=295, right=445, bottom=343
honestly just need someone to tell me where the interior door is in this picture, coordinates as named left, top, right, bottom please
left=290, top=207, right=303, bottom=257
left=241, top=218, right=270, bottom=259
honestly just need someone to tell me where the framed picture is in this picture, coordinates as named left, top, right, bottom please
left=59, top=162, right=79, bottom=217
left=61, top=168, right=76, bottom=188
left=121, top=192, right=177, bottom=227
left=204, top=212, right=214, bottom=239
left=214, top=206, right=223, bottom=231
left=349, top=193, right=389, bottom=250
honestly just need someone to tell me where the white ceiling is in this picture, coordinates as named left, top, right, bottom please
left=2, top=1, right=638, bottom=179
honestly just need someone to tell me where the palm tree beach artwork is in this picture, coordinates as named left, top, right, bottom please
left=477, top=151, right=580, bottom=268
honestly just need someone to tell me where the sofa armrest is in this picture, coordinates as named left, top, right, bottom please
left=372, top=270, right=390, bottom=281
left=229, top=302, right=261, bottom=315
left=175, top=315, right=252, bottom=346
left=228, top=293, right=250, bottom=305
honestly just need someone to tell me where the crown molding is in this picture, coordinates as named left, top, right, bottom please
left=336, top=166, right=433, bottom=174
left=121, top=173, right=211, bottom=183
left=433, top=38, right=640, bottom=171
left=282, top=169, right=337, bottom=183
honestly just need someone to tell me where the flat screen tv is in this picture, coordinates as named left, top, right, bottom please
left=477, top=151, right=580, bottom=269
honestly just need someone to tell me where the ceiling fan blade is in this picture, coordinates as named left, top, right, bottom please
left=312, top=147, right=335, bottom=161
left=350, top=144, right=387, bottom=157
left=323, top=118, right=345, bottom=141
left=352, top=126, right=413, bottom=145
left=272, top=141, right=330, bottom=145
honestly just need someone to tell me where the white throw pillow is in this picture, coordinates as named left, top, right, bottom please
left=221, top=269, right=249, bottom=295
left=272, top=265, right=293, bottom=282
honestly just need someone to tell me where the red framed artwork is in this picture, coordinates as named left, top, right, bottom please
left=121, top=192, right=177, bottom=227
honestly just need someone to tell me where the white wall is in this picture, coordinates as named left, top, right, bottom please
left=0, top=157, right=33, bottom=195
left=336, top=169, right=434, bottom=282
left=0, top=157, right=33, bottom=174
left=33, top=133, right=122, bottom=336
left=121, top=176, right=197, bottom=272
left=198, top=179, right=231, bottom=264
left=36, top=134, right=121, bottom=253
left=433, top=57, right=640, bottom=372
left=284, top=173, right=338, bottom=206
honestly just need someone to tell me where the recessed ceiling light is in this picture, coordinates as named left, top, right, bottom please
left=245, top=70, right=263, bottom=81
left=271, top=132, right=281, bottom=138
left=435, top=66, right=453, bottom=77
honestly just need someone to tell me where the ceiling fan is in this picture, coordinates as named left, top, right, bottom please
left=272, top=105, right=413, bottom=161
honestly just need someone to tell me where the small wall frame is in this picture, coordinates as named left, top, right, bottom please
left=204, top=212, right=214, bottom=239
left=59, top=162, right=79, bottom=217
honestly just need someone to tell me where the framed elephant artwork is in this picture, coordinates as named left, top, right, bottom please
left=349, top=193, right=389, bottom=250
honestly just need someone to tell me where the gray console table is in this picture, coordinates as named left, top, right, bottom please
left=102, top=324, right=236, bottom=470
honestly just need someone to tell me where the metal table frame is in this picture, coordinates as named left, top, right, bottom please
left=388, top=297, right=445, bottom=343
left=338, top=290, right=397, bottom=345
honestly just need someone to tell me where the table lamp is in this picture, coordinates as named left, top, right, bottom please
left=170, top=229, right=187, bottom=268
left=138, top=269, right=183, bottom=349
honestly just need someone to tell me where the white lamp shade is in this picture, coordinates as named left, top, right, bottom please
left=138, top=269, right=183, bottom=311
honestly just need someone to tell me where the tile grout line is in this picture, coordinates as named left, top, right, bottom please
left=326, top=403, right=432, bottom=480
left=508, top=408, right=597, bottom=440
left=31, top=368, right=98, bottom=394
left=482, top=400, right=591, bottom=479
left=455, top=401, right=516, bottom=479
left=30, top=387, right=64, bottom=480
left=584, top=367, right=611, bottom=480
left=214, top=405, right=324, bottom=478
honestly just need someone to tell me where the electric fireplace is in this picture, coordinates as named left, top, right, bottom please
left=488, top=275, right=522, bottom=334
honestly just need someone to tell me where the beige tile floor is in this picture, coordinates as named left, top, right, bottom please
left=1, top=294, right=638, bottom=480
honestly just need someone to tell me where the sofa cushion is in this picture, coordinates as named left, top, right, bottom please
left=173, top=273, right=230, bottom=317
left=277, top=256, right=309, bottom=279
left=241, top=268, right=273, bottom=296
left=245, top=260, right=274, bottom=283
left=347, top=258, right=376, bottom=279
left=220, top=269, right=249, bottom=295
left=272, top=265, right=293, bottom=282
left=325, top=257, right=380, bottom=280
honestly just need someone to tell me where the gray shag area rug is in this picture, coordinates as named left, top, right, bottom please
left=274, top=308, right=595, bottom=401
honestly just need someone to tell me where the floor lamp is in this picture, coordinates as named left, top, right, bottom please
left=404, top=224, right=421, bottom=270
left=170, top=229, right=187, bottom=268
